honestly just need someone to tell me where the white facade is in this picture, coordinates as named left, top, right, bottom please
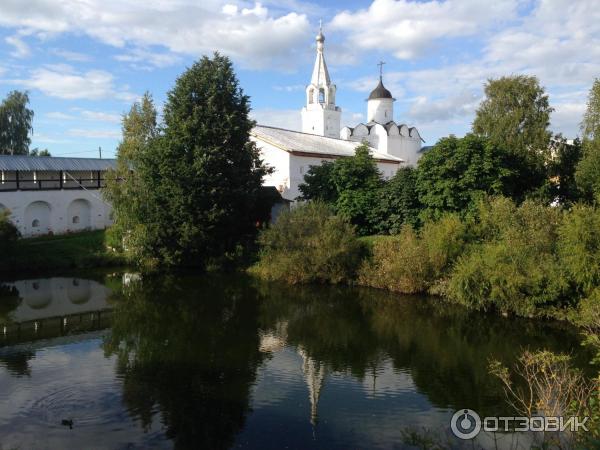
left=0, top=189, right=113, bottom=237
left=0, top=156, right=115, bottom=237
left=252, top=125, right=402, bottom=201
left=301, top=27, right=341, bottom=139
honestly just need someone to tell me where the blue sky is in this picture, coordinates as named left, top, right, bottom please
left=0, top=0, right=598, bottom=158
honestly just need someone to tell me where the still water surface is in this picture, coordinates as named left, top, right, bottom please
left=0, top=273, right=591, bottom=449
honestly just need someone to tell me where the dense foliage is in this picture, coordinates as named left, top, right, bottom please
left=251, top=201, right=364, bottom=284
left=104, top=54, right=268, bottom=269
left=0, top=91, right=34, bottom=155
left=415, top=134, right=516, bottom=220
left=0, top=209, right=20, bottom=252
left=299, top=143, right=383, bottom=235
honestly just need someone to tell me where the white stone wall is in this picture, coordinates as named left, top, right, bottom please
left=0, top=189, right=113, bottom=237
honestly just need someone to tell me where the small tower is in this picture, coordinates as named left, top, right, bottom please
left=367, top=61, right=395, bottom=123
left=301, top=24, right=341, bottom=138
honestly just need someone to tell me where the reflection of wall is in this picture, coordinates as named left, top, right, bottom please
left=5, top=278, right=111, bottom=323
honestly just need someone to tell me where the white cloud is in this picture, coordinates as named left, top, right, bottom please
left=45, top=111, right=75, bottom=120
left=0, top=1, right=311, bottom=69
left=551, top=102, right=587, bottom=137
left=408, top=91, right=481, bottom=123
left=341, top=0, right=600, bottom=139
left=115, top=48, right=181, bottom=69
left=16, top=65, right=136, bottom=101
left=330, top=0, right=518, bottom=60
left=51, top=48, right=92, bottom=62
left=273, top=84, right=305, bottom=92
left=67, top=128, right=122, bottom=139
left=79, top=110, right=122, bottom=123
left=5, top=34, right=30, bottom=58
left=251, top=108, right=301, bottom=130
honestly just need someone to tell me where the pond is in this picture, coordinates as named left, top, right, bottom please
left=0, top=272, right=592, bottom=449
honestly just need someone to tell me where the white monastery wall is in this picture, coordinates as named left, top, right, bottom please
left=0, top=189, right=112, bottom=237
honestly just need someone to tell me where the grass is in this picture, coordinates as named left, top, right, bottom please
left=0, top=229, right=126, bottom=275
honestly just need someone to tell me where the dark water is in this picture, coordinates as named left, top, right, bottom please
left=0, top=273, right=592, bottom=449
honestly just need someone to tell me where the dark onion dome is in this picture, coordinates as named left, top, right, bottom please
left=368, top=78, right=393, bottom=100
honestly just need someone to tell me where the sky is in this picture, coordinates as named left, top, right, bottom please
left=0, top=0, right=598, bottom=158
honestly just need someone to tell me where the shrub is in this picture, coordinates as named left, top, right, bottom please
left=0, top=209, right=20, bottom=252
left=251, top=202, right=364, bottom=284
left=448, top=198, right=565, bottom=316
left=358, top=214, right=468, bottom=294
left=558, top=205, right=600, bottom=296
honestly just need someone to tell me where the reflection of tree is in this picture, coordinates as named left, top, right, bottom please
left=104, top=274, right=265, bottom=450
left=255, top=280, right=589, bottom=417
left=0, top=283, right=21, bottom=322
left=0, top=351, right=35, bottom=377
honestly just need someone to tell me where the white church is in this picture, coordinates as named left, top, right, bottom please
left=251, top=27, right=424, bottom=201
left=0, top=27, right=423, bottom=237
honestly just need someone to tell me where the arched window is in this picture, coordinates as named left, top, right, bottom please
left=72, top=216, right=80, bottom=224
left=319, top=88, right=325, bottom=103
left=32, top=219, right=40, bottom=227
left=308, top=88, right=314, bottom=104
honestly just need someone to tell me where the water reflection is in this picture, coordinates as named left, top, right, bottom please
left=0, top=274, right=592, bottom=449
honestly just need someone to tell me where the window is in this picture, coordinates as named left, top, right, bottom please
left=72, top=216, right=80, bottom=224
left=319, top=88, right=325, bottom=103
left=300, top=166, right=304, bottom=174
left=308, top=88, right=314, bottom=104
left=32, top=219, right=40, bottom=227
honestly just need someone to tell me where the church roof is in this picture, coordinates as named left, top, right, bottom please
left=251, top=125, right=403, bottom=163
left=368, top=79, right=393, bottom=100
left=310, top=34, right=330, bottom=87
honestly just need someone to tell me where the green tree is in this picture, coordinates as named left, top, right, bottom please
left=576, top=80, right=600, bottom=202
left=333, top=143, right=383, bottom=235
left=547, top=135, right=583, bottom=205
left=473, top=75, right=553, bottom=153
left=299, top=143, right=383, bottom=235
left=0, top=209, right=20, bottom=252
left=29, top=148, right=51, bottom=157
left=104, top=92, right=158, bottom=253
left=0, top=91, right=34, bottom=155
left=576, top=140, right=600, bottom=202
left=416, top=134, right=516, bottom=220
left=106, top=54, right=268, bottom=269
left=473, top=75, right=552, bottom=199
left=298, top=160, right=337, bottom=202
left=373, top=166, right=421, bottom=234
left=582, top=78, right=600, bottom=142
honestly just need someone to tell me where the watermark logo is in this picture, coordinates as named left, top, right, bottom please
left=450, top=409, right=589, bottom=440
left=451, top=409, right=482, bottom=440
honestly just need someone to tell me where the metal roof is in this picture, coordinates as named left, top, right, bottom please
left=251, top=125, right=403, bottom=163
left=0, top=155, right=117, bottom=171
left=368, top=79, right=393, bottom=100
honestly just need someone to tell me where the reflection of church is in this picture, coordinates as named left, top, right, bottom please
left=259, top=323, right=327, bottom=426
left=252, top=26, right=424, bottom=201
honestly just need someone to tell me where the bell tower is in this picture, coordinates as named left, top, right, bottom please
left=301, top=24, right=341, bottom=138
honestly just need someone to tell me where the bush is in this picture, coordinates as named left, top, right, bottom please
left=447, top=198, right=565, bottom=316
left=251, top=202, right=364, bottom=284
left=0, top=209, right=20, bottom=252
left=558, top=205, right=600, bottom=296
left=358, top=214, right=468, bottom=294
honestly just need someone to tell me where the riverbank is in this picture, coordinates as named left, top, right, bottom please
left=0, top=230, right=127, bottom=275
